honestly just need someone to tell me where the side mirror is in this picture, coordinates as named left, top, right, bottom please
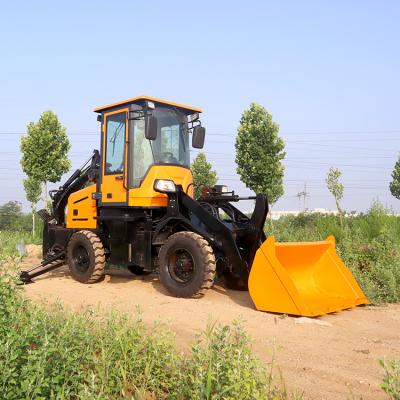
left=145, top=115, right=158, bottom=140
left=192, top=126, right=205, bottom=149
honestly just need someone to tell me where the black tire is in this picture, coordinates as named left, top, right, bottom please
left=158, top=231, right=216, bottom=297
left=67, top=230, right=105, bottom=283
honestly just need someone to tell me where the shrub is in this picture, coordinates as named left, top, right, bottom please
left=183, top=322, right=290, bottom=400
left=268, top=202, right=400, bottom=304
left=380, top=359, right=400, bottom=400
left=0, top=258, right=299, bottom=399
left=0, top=231, right=41, bottom=257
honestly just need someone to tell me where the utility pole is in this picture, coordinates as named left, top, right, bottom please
left=296, top=182, right=309, bottom=212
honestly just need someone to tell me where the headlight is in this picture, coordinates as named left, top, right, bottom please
left=154, top=179, right=176, bottom=193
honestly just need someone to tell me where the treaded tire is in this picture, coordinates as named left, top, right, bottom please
left=158, top=231, right=216, bottom=297
left=67, top=230, right=105, bottom=283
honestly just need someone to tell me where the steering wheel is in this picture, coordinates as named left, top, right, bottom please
left=161, top=152, right=178, bottom=163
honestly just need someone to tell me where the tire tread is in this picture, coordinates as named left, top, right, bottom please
left=67, top=230, right=105, bottom=283
left=159, top=231, right=216, bottom=297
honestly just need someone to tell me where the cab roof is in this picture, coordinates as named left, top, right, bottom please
left=94, top=95, right=202, bottom=114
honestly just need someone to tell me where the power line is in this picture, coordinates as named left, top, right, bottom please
left=2, top=136, right=399, bottom=153
left=296, top=183, right=310, bottom=211
left=1, top=129, right=400, bottom=135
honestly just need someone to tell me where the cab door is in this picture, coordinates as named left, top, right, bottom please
left=101, top=108, right=129, bottom=204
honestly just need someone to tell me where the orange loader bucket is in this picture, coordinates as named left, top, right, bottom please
left=248, top=235, right=368, bottom=317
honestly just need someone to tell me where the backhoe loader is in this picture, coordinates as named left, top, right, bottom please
left=20, top=96, right=368, bottom=316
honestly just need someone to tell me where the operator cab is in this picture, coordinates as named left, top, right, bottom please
left=94, top=96, right=205, bottom=205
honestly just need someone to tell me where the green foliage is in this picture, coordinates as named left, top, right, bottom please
left=23, top=178, right=43, bottom=237
left=183, top=322, right=293, bottom=400
left=20, top=111, right=71, bottom=184
left=235, top=103, right=285, bottom=204
left=390, top=156, right=400, bottom=200
left=191, top=152, right=218, bottom=198
left=269, top=202, right=400, bottom=304
left=0, top=201, right=23, bottom=231
left=326, top=167, right=344, bottom=215
left=380, top=359, right=400, bottom=400
left=0, top=201, right=42, bottom=238
left=0, top=230, right=42, bottom=258
left=20, top=110, right=71, bottom=212
left=23, top=176, right=42, bottom=204
left=0, top=252, right=298, bottom=400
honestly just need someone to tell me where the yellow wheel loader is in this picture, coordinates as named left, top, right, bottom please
left=20, top=96, right=368, bottom=316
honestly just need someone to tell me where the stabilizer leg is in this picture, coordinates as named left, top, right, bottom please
left=19, top=250, right=66, bottom=284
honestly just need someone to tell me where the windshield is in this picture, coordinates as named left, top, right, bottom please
left=129, top=106, right=190, bottom=187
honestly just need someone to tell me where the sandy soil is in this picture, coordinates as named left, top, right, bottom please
left=21, top=245, right=399, bottom=400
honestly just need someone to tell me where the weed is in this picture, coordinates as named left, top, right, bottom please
left=380, top=359, right=400, bottom=400
left=0, top=230, right=41, bottom=257
left=0, top=256, right=300, bottom=399
left=184, top=321, right=297, bottom=400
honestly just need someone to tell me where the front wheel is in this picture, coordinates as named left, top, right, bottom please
left=67, top=230, right=105, bottom=283
left=158, top=231, right=216, bottom=297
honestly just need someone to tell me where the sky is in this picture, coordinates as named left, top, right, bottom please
left=0, top=0, right=399, bottom=212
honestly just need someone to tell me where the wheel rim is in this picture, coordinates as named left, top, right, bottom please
left=72, top=245, right=90, bottom=273
left=167, top=248, right=196, bottom=284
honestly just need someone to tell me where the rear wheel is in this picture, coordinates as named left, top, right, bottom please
left=158, top=231, right=216, bottom=297
left=67, top=230, right=105, bottom=283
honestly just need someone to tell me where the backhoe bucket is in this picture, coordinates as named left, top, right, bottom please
left=248, top=235, right=368, bottom=316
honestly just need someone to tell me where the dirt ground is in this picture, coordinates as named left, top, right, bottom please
left=21, top=245, right=399, bottom=400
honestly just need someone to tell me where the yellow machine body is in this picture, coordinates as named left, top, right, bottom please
left=249, top=235, right=368, bottom=316
left=66, top=184, right=97, bottom=229
left=66, top=166, right=193, bottom=229
left=128, top=165, right=193, bottom=207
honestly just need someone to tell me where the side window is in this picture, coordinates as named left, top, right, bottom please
left=160, top=125, right=180, bottom=162
left=105, top=112, right=126, bottom=174
left=130, top=119, right=154, bottom=187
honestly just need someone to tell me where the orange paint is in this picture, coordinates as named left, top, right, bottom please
left=128, top=165, right=193, bottom=207
left=249, top=235, right=368, bottom=316
left=66, top=184, right=97, bottom=229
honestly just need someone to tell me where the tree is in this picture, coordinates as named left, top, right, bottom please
left=20, top=111, right=71, bottom=208
left=389, top=156, right=400, bottom=200
left=191, top=152, right=218, bottom=198
left=23, top=177, right=42, bottom=237
left=326, top=167, right=344, bottom=216
left=235, top=103, right=285, bottom=205
left=0, top=201, right=22, bottom=231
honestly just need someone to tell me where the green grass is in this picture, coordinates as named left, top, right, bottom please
left=268, top=201, right=400, bottom=304
left=0, top=257, right=298, bottom=400
left=0, top=230, right=41, bottom=257
left=380, top=359, right=400, bottom=400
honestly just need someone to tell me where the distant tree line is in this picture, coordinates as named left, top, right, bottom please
left=0, top=201, right=42, bottom=233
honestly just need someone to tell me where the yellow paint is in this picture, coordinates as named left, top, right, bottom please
left=101, top=108, right=129, bottom=204
left=128, top=165, right=193, bottom=207
left=66, top=184, right=97, bottom=229
left=94, top=95, right=202, bottom=114
left=248, top=235, right=368, bottom=317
